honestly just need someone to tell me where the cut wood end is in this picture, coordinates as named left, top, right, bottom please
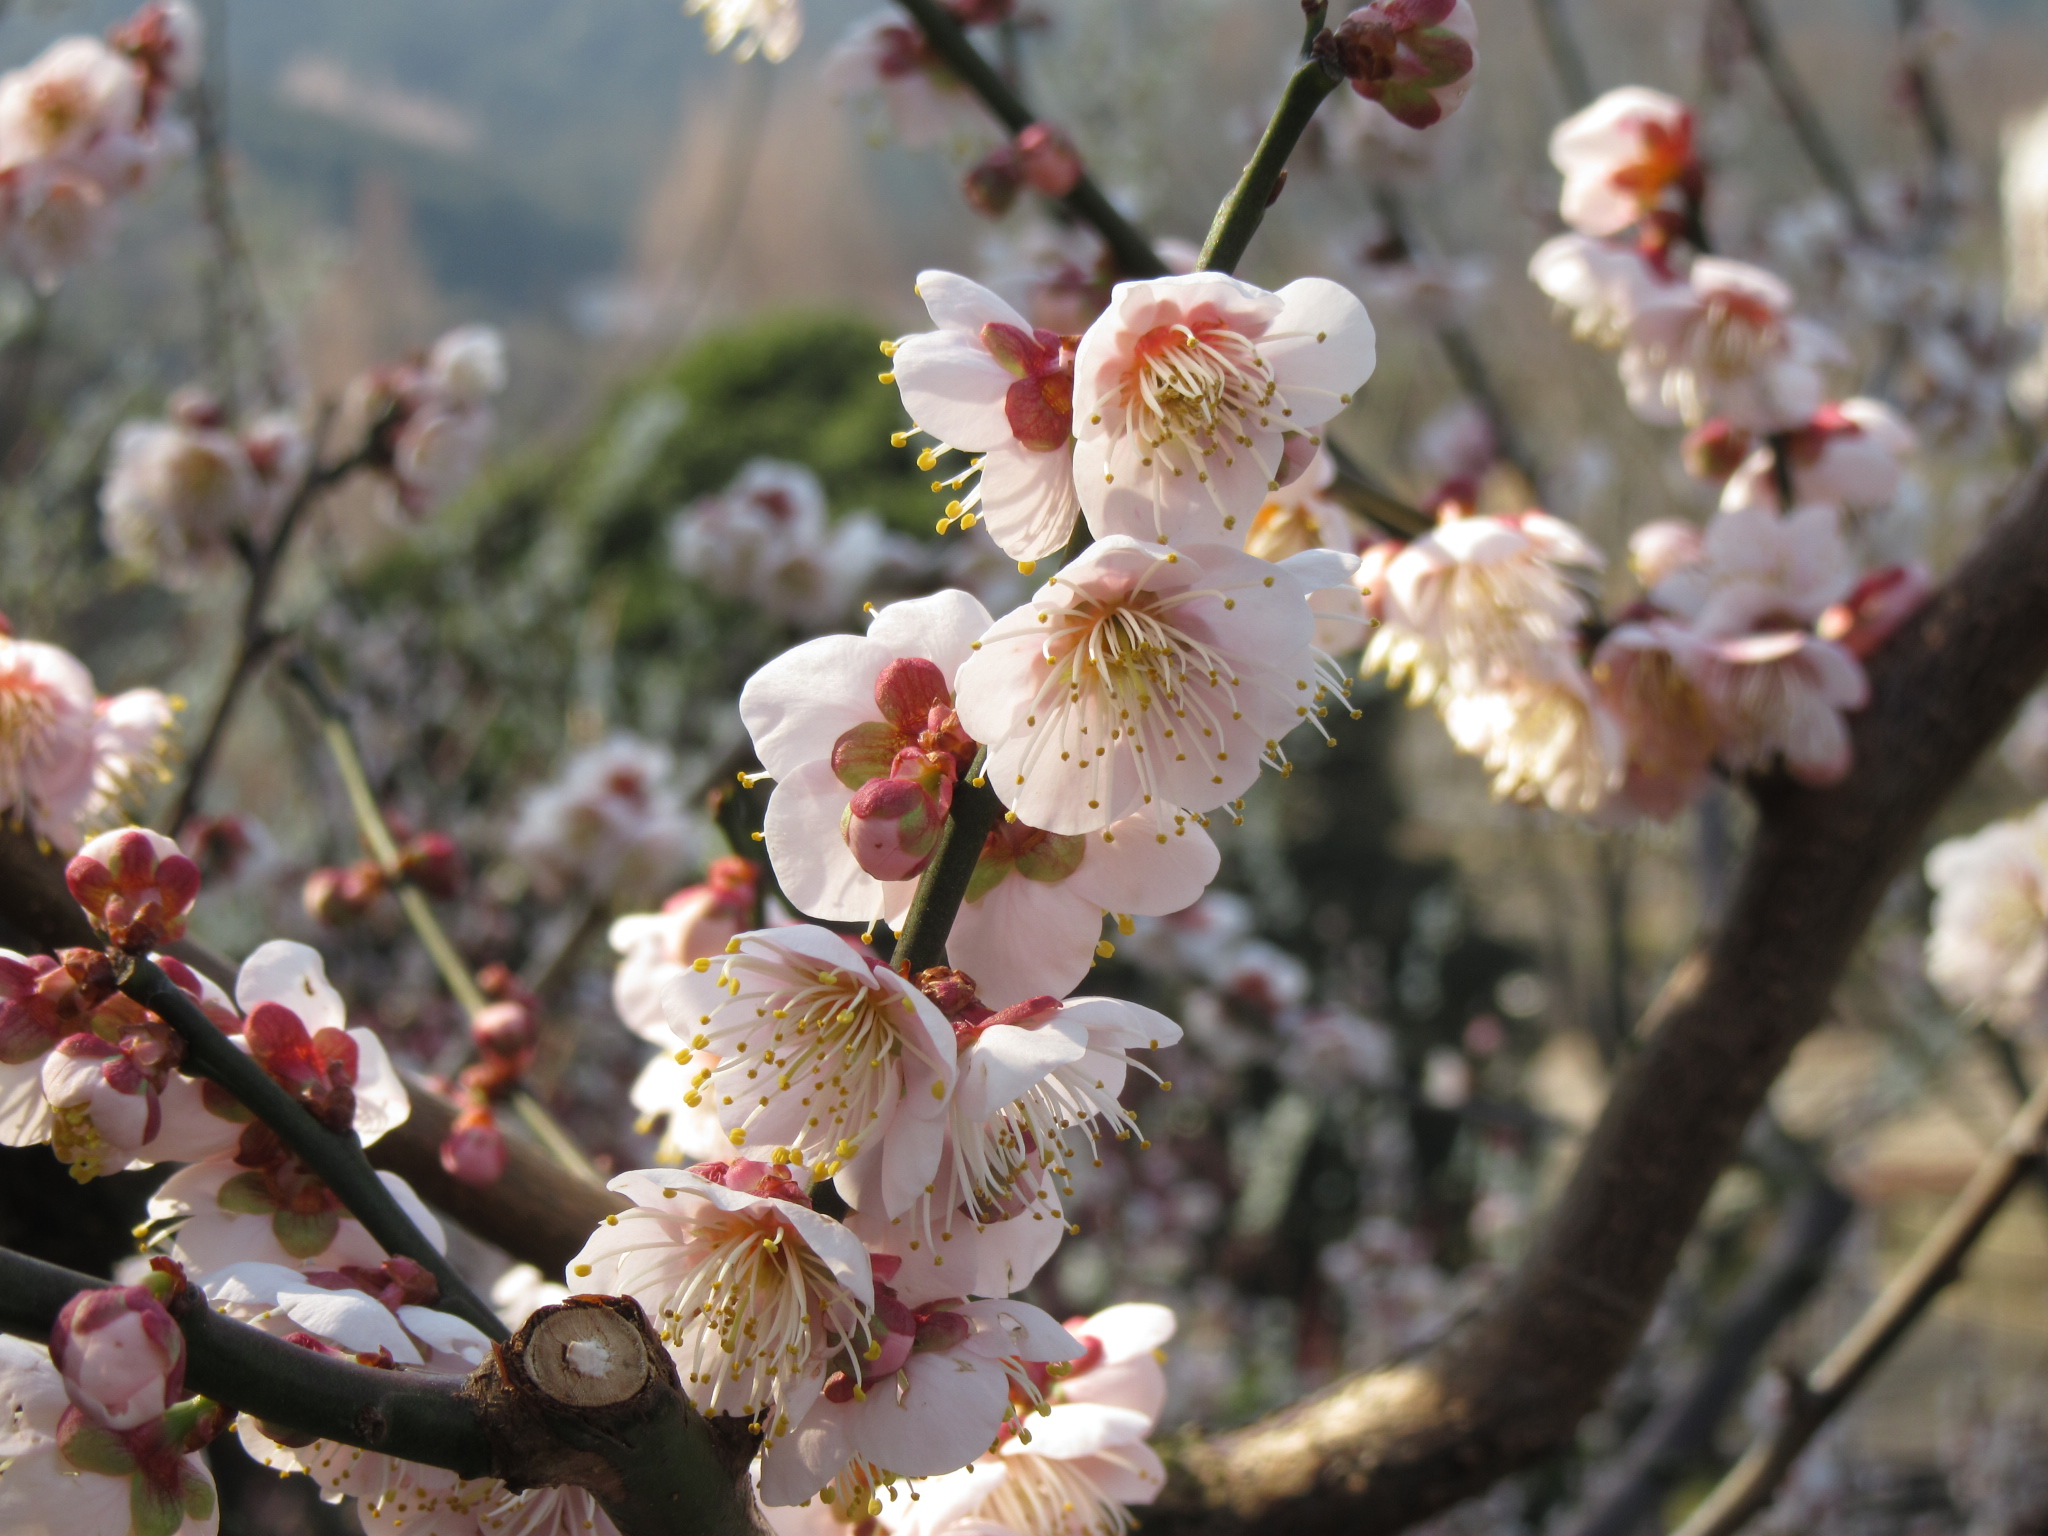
left=522, top=1301, right=652, bottom=1408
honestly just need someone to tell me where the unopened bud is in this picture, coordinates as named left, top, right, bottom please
left=440, top=1101, right=507, bottom=1185
left=963, top=146, right=1024, bottom=218
left=1014, top=122, right=1083, bottom=197
left=470, top=999, right=538, bottom=1060
left=842, top=760, right=952, bottom=882
left=66, top=828, right=201, bottom=952
left=51, top=1283, right=185, bottom=1431
left=301, top=862, right=384, bottom=926
left=1332, top=0, right=1478, bottom=130
left=397, top=832, right=465, bottom=899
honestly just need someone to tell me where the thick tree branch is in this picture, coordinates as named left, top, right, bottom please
left=0, top=1249, right=765, bottom=1536
left=1140, top=451, right=2048, bottom=1534
left=1674, top=1058, right=2048, bottom=1536
left=115, top=952, right=508, bottom=1340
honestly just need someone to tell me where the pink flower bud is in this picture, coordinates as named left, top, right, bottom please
left=244, top=1001, right=358, bottom=1130
left=470, top=999, right=538, bottom=1059
left=842, top=756, right=953, bottom=881
left=962, top=146, right=1024, bottom=218
left=51, top=1284, right=185, bottom=1431
left=1817, top=563, right=1932, bottom=658
left=398, top=832, right=465, bottom=899
left=1014, top=122, right=1083, bottom=196
left=945, top=0, right=1013, bottom=22
left=1681, top=419, right=1752, bottom=481
left=66, top=828, right=201, bottom=952
left=1331, top=0, right=1479, bottom=130
left=439, top=1101, right=507, bottom=1185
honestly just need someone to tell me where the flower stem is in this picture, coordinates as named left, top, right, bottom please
left=889, top=0, right=1166, bottom=279
left=891, top=754, right=1003, bottom=975
left=285, top=652, right=605, bottom=1186
left=1197, top=53, right=1342, bottom=276
left=112, top=953, right=508, bottom=1340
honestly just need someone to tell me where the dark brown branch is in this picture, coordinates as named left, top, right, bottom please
left=1565, top=1172, right=1854, bottom=1536
left=0, top=1250, right=765, bottom=1536
left=1674, top=1060, right=2048, bottom=1536
left=1140, top=450, right=2048, bottom=1534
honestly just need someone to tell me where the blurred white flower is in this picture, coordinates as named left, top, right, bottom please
left=687, top=0, right=803, bottom=63
left=1548, top=86, right=1696, bottom=237
left=509, top=733, right=704, bottom=901
left=1925, top=803, right=2048, bottom=1028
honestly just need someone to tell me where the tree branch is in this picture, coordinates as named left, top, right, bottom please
left=891, top=756, right=1004, bottom=974
left=888, top=0, right=1165, bottom=280
left=1198, top=53, right=1342, bottom=276
left=1724, top=0, right=1876, bottom=238
left=114, top=952, right=508, bottom=1340
left=0, top=1249, right=765, bottom=1536
left=1528, top=0, right=1595, bottom=110
left=1139, top=450, right=2048, bottom=1534
left=1674, top=1058, right=2048, bottom=1536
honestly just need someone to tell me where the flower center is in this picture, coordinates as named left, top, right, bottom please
left=655, top=1206, right=868, bottom=1431
left=693, top=958, right=939, bottom=1175
left=1123, top=322, right=1280, bottom=464
left=0, top=659, right=64, bottom=805
left=981, top=1450, right=1138, bottom=1536
left=1693, top=290, right=1783, bottom=379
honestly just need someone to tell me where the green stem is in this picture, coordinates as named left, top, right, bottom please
left=891, top=758, right=1004, bottom=975
left=1198, top=57, right=1341, bottom=275
left=113, top=954, right=508, bottom=1341
left=889, top=0, right=1165, bottom=278
left=289, top=654, right=605, bottom=1187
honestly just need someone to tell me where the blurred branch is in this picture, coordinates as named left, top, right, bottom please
left=1674, top=1061, right=2048, bottom=1536
left=1529, top=0, right=1595, bottom=110
left=0, top=289, right=53, bottom=470
left=115, top=952, right=508, bottom=1340
left=284, top=652, right=604, bottom=1187
left=168, top=414, right=364, bottom=831
left=1894, top=0, right=1955, bottom=176
left=1724, top=0, right=1876, bottom=239
left=1142, top=449, right=2048, bottom=1533
left=890, top=0, right=1166, bottom=279
left=1198, top=47, right=1342, bottom=276
left=1565, top=1170, right=1855, bottom=1536
left=0, top=1250, right=767, bottom=1536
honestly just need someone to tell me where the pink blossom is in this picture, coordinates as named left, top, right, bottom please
left=0, top=38, right=140, bottom=176
left=609, top=857, right=760, bottom=1044
left=890, top=271, right=1082, bottom=564
left=1718, top=398, right=1918, bottom=513
left=825, top=11, right=981, bottom=149
left=509, top=733, right=705, bottom=902
left=1071, top=273, right=1375, bottom=547
left=1924, top=805, right=2048, bottom=1027
left=0, top=634, right=99, bottom=847
left=98, top=399, right=262, bottom=586
left=1547, top=86, right=1697, bottom=238
left=1528, top=233, right=1669, bottom=346
left=955, top=538, right=1359, bottom=835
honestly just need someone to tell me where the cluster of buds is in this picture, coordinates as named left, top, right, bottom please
left=437, top=965, right=540, bottom=1187
left=962, top=121, right=1084, bottom=218
left=45, top=1266, right=232, bottom=1532
left=302, top=824, right=463, bottom=926
left=345, top=325, right=506, bottom=518
left=832, top=657, right=980, bottom=882
left=1322, top=0, right=1479, bottom=130
left=66, top=827, right=201, bottom=952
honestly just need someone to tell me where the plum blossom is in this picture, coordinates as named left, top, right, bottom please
left=567, top=1162, right=875, bottom=1437
left=1528, top=234, right=1668, bottom=346
left=670, top=459, right=903, bottom=631
left=50, top=1284, right=184, bottom=1433
left=893, top=1303, right=1176, bottom=1536
left=0, top=1335, right=220, bottom=1536
left=1589, top=620, right=1719, bottom=818
left=67, top=828, right=200, bottom=952
left=890, top=271, right=1082, bottom=564
left=1329, top=0, right=1479, bottom=131
left=1547, top=86, right=1697, bottom=239
left=1924, top=803, right=2048, bottom=1028
left=0, top=40, right=140, bottom=176
left=1441, top=664, right=1625, bottom=815
left=1718, top=398, right=1918, bottom=514
left=741, top=590, right=1219, bottom=1004
left=99, top=391, right=288, bottom=587
left=346, top=325, right=507, bottom=517
left=509, top=732, right=704, bottom=902
left=688, top=0, right=803, bottom=63
left=1071, top=272, right=1376, bottom=547
left=1364, top=511, right=1601, bottom=707
left=1242, top=449, right=1371, bottom=656
left=758, top=1290, right=1080, bottom=1512
left=1620, top=258, right=1845, bottom=431
left=609, top=857, right=761, bottom=1043
left=668, top=925, right=955, bottom=1198
left=955, top=537, right=1359, bottom=836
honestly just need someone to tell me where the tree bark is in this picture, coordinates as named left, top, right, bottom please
left=1145, top=450, right=2048, bottom=1534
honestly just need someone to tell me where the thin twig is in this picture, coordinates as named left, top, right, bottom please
left=285, top=652, right=605, bottom=1186
left=1724, top=0, right=1876, bottom=239
left=1198, top=50, right=1342, bottom=275
left=1673, top=1062, right=2048, bottom=1536
left=1528, top=0, right=1595, bottom=110
left=890, top=0, right=1165, bottom=279
left=168, top=419, right=363, bottom=830
left=114, top=954, right=508, bottom=1340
